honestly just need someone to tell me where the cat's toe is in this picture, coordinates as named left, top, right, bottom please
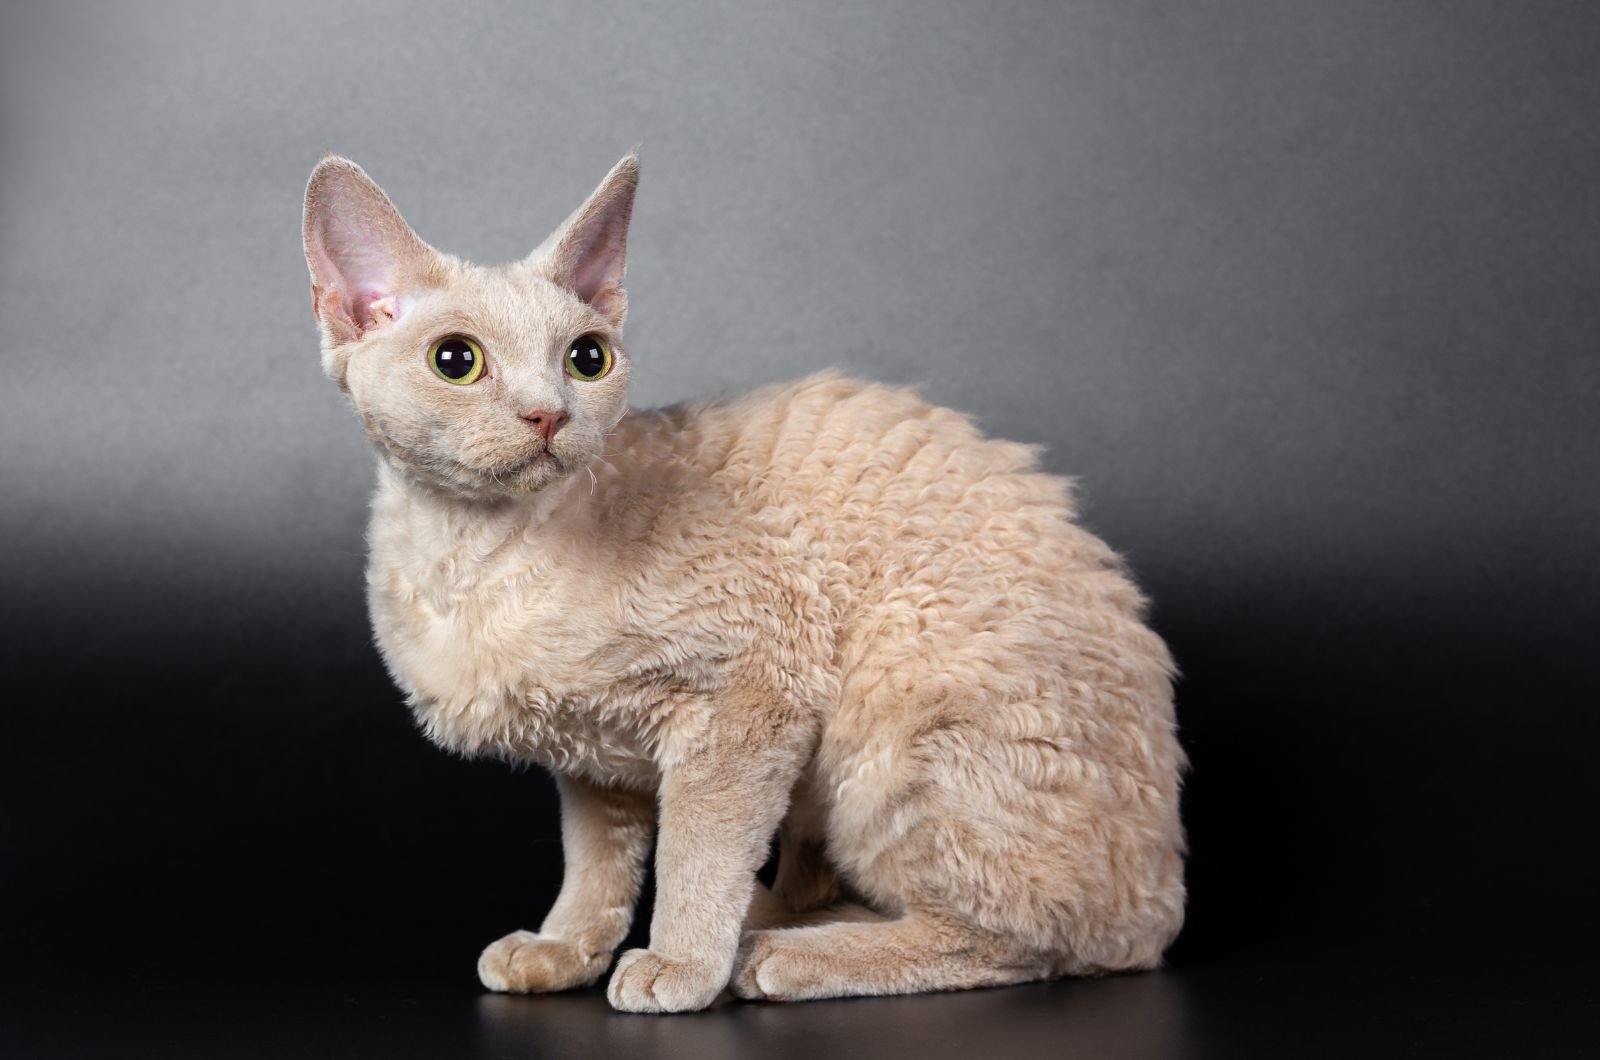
left=731, top=930, right=787, bottom=1001
left=478, top=931, right=605, bottom=993
left=606, top=948, right=724, bottom=1013
left=732, top=929, right=843, bottom=1002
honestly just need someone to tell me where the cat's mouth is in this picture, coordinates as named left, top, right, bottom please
left=475, top=447, right=564, bottom=490
left=505, top=449, right=561, bottom=473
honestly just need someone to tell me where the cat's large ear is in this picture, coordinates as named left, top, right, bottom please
left=303, top=157, right=443, bottom=344
left=532, top=153, right=639, bottom=325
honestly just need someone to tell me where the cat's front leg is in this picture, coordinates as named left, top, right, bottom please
left=479, top=774, right=654, bottom=994
left=607, top=709, right=812, bottom=1014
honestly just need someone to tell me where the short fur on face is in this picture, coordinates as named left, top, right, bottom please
left=304, top=155, right=1186, bottom=1014
left=304, top=155, right=637, bottom=500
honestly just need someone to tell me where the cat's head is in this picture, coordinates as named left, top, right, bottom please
left=303, top=154, right=638, bottom=501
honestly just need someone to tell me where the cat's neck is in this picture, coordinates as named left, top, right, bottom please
left=373, top=455, right=595, bottom=562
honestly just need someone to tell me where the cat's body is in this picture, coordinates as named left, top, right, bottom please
left=305, top=154, right=1185, bottom=1012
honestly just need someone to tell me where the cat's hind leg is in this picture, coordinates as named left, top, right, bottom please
left=742, top=883, right=795, bottom=931
left=730, top=912, right=1054, bottom=1002
left=769, top=769, right=841, bottom=914
left=743, top=882, right=883, bottom=932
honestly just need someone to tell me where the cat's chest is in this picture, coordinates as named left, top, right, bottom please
left=366, top=534, right=658, bottom=786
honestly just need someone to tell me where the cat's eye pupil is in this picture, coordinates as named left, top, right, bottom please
left=568, top=337, right=607, bottom=378
left=433, top=338, right=477, bottom=380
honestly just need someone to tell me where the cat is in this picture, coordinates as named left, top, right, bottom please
left=301, top=152, right=1186, bottom=1013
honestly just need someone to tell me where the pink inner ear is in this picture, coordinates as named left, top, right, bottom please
left=321, top=223, right=400, bottom=321
left=569, top=228, right=624, bottom=306
left=526, top=154, right=637, bottom=322
left=354, top=291, right=398, bottom=326
left=305, top=159, right=432, bottom=337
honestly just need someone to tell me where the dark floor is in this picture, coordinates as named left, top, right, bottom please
left=5, top=589, right=1597, bottom=1058
left=2, top=939, right=1594, bottom=1060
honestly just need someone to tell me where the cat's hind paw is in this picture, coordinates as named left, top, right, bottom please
left=477, top=930, right=608, bottom=993
left=731, top=929, right=810, bottom=1001
left=605, top=948, right=725, bottom=1013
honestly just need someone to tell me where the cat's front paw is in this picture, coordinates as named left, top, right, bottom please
left=478, top=930, right=608, bottom=993
left=605, top=948, right=725, bottom=1013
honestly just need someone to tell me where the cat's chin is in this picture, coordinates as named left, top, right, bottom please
left=387, top=450, right=575, bottom=504
left=462, top=452, right=573, bottom=500
left=490, top=451, right=570, bottom=495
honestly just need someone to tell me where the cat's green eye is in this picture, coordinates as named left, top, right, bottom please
left=564, top=334, right=614, bottom=381
left=428, top=335, right=485, bottom=385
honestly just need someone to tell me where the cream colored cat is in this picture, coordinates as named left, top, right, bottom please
left=302, top=153, right=1186, bottom=1013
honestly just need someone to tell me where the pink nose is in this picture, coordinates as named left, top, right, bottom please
left=521, top=407, right=568, bottom=441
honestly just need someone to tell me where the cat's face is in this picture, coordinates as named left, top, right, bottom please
left=303, top=155, right=638, bottom=501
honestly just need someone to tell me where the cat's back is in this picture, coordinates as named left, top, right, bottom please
left=682, top=369, right=1035, bottom=489
left=643, top=371, right=1143, bottom=616
left=654, top=370, right=1054, bottom=529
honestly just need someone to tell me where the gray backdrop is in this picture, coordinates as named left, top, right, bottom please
left=6, top=0, right=1595, bottom=622
left=2, top=0, right=1599, bottom=975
